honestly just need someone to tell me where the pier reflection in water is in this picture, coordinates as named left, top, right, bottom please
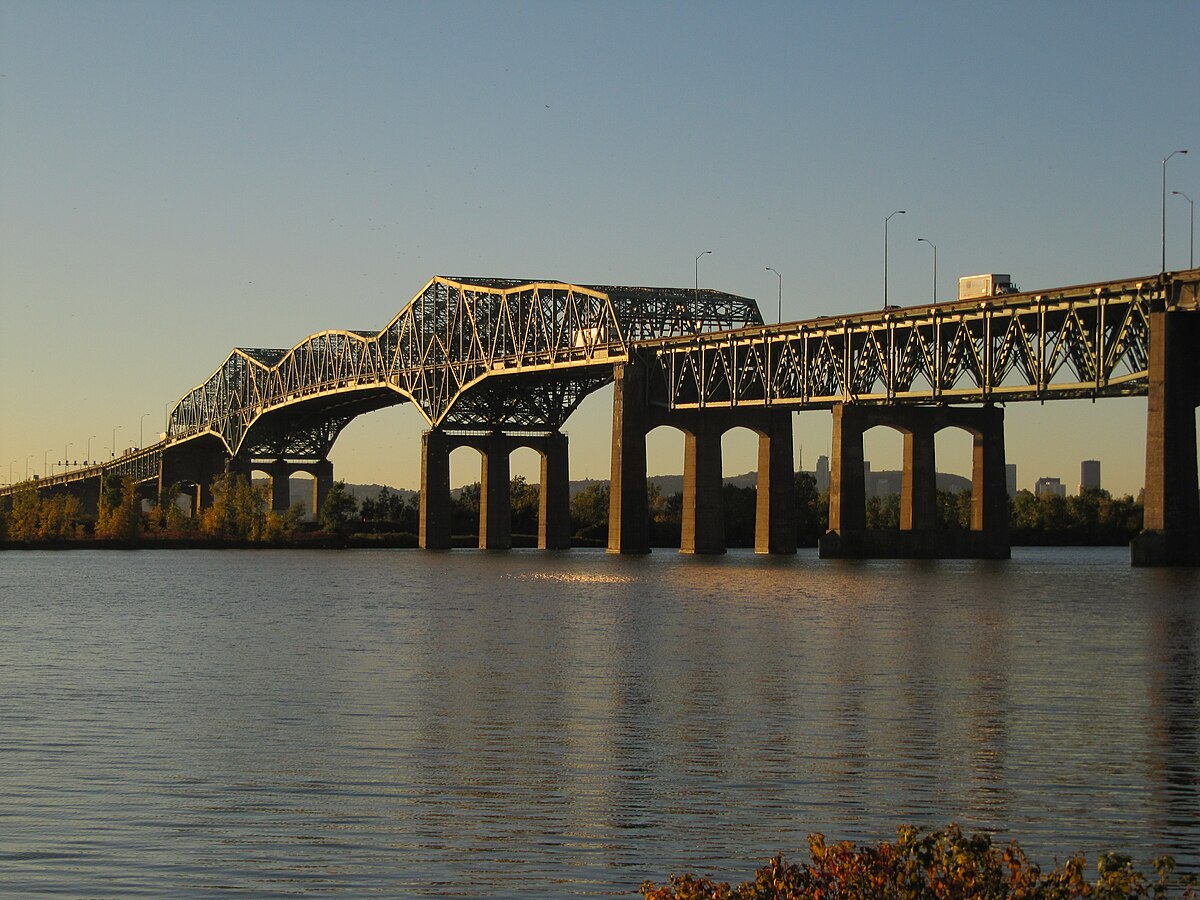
left=1, top=547, right=1196, bottom=896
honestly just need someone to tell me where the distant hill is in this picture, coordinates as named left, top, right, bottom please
left=268, top=469, right=971, bottom=516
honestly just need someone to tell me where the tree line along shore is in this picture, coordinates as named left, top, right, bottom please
left=0, top=472, right=1144, bottom=549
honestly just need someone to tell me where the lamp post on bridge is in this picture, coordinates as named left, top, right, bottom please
left=694, top=250, right=712, bottom=294
left=917, top=238, right=937, bottom=303
left=26, top=455, right=33, bottom=481
left=86, top=435, right=96, bottom=466
left=64, top=442, right=72, bottom=473
left=139, top=412, right=149, bottom=450
left=765, top=267, right=782, bottom=323
left=1173, top=190, right=1194, bottom=269
left=1162, top=149, right=1188, bottom=273
left=44, top=450, right=51, bottom=478
left=884, top=210, right=906, bottom=309
left=111, top=425, right=121, bottom=459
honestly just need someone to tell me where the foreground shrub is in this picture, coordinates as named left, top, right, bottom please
left=640, top=825, right=1197, bottom=899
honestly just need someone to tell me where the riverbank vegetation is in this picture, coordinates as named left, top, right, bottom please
left=0, top=473, right=1143, bottom=549
left=641, top=825, right=1196, bottom=899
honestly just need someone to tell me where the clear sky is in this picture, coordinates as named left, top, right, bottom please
left=2, top=1, right=1197, bottom=496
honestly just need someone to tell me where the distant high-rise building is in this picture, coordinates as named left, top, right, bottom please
left=1006, top=463, right=1017, bottom=496
left=1035, top=476, right=1066, bottom=498
left=815, top=455, right=830, bottom=493
left=1079, top=459, right=1101, bottom=494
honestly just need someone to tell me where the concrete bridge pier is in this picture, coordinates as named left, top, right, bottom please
left=756, top=408, right=798, bottom=555
left=819, top=403, right=1009, bottom=559
left=227, top=458, right=254, bottom=486
left=479, top=432, right=512, bottom=550
left=268, top=460, right=292, bottom=512
left=539, top=431, right=572, bottom=550
left=608, top=363, right=650, bottom=553
left=419, top=430, right=452, bottom=550
left=1131, top=310, right=1200, bottom=566
left=680, top=418, right=725, bottom=554
left=159, top=443, right=228, bottom=516
left=607, top=361, right=797, bottom=554
left=419, top=428, right=572, bottom=550
left=310, top=460, right=333, bottom=520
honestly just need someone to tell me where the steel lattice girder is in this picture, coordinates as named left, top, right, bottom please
left=642, top=275, right=1180, bottom=409
left=166, top=277, right=763, bottom=456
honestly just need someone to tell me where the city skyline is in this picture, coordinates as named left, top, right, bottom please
left=2, top=2, right=1197, bottom=498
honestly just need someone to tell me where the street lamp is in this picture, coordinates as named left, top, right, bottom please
left=1173, top=191, right=1195, bottom=269
left=139, top=412, right=150, bottom=450
left=885, top=210, right=906, bottom=309
left=26, top=455, right=33, bottom=480
left=111, top=425, right=121, bottom=459
left=86, top=435, right=96, bottom=465
left=765, top=267, right=782, bottom=323
left=44, top=450, right=51, bottom=477
left=917, top=238, right=937, bottom=303
left=694, top=250, right=712, bottom=292
left=1162, top=150, right=1188, bottom=272
left=64, top=442, right=73, bottom=472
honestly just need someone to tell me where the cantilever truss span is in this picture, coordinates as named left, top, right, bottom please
left=641, top=273, right=1200, bottom=410
left=168, top=276, right=764, bottom=459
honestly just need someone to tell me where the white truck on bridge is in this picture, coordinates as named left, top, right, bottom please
left=958, top=274, right=1019, bottom=300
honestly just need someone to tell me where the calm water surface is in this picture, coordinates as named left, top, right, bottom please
left=1, top=547, right=1197, bottom=897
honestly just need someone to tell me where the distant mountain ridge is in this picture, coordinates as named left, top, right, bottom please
left=266, top=469, right=971, bottom=516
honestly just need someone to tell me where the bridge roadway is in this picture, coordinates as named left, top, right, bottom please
left=4, top=269, right=1199, bottom=564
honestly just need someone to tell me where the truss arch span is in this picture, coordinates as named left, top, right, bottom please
left=165, top=275, right=763, bottom=460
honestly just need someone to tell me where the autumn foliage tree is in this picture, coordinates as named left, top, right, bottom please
left=199, top=473, right=268, bottom=540
left=95, top=475, right=143, bottom=540
left=2, top=481, right=84, bottom=541
left=641, top=824, right=1197, bottom=899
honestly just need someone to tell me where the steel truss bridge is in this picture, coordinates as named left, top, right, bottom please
left=5, top=268, right=1199, bottom=564
left=644, top=273, right=1193, bottom=409
left=167, top=276, right=764, bottom=460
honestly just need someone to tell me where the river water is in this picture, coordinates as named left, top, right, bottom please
left=1, top=547, right=1197, bottom=897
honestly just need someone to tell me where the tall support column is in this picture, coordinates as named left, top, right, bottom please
left=269, top=460, right=292, bottom=512
left=479, top=432, right=512, bottom=550
left=420, top=429, right=452, bottom=549
left=608, top=362, right=650, bottom=553
left=194, top=481, right=213, bottom=515
left=901, top=425, right=938, bottom=531
left=539, top=432, right=571, bottom=550
left=681, top=422, right=725, bottom=554
left=755, top=409, right=797, bottom=554
left=1132, top=311, right=1200, bottom=565
left=827, top=403, right=867, bottom=533
left=227, top=458, right=253, bottom=486
left=970, top=406, right=1009, bottom=553
left=312, top=459, right=333, bottom=523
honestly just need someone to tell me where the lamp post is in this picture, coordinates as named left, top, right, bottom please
left=694, top=250, right=712, bottom=292
left=86, top=435, right=96, bottom=465
left=44, top=450, right=51, bottom=477
left=26, top=455, right=33, bottom=480
left=885, top=210, right=906, bottom=309
left=917, top=238, right=937, bottom=303
left=765, top=267, right=782, bottom=323
left=1162, top=150, right=1188, bottom=272
left=64, top=442, right=73, bottom=473
left=139, top=412, right=149, bottom=450
left=1173, top=191, right=1195, bottom=268
left=111, top=425, right=121, bottom=459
